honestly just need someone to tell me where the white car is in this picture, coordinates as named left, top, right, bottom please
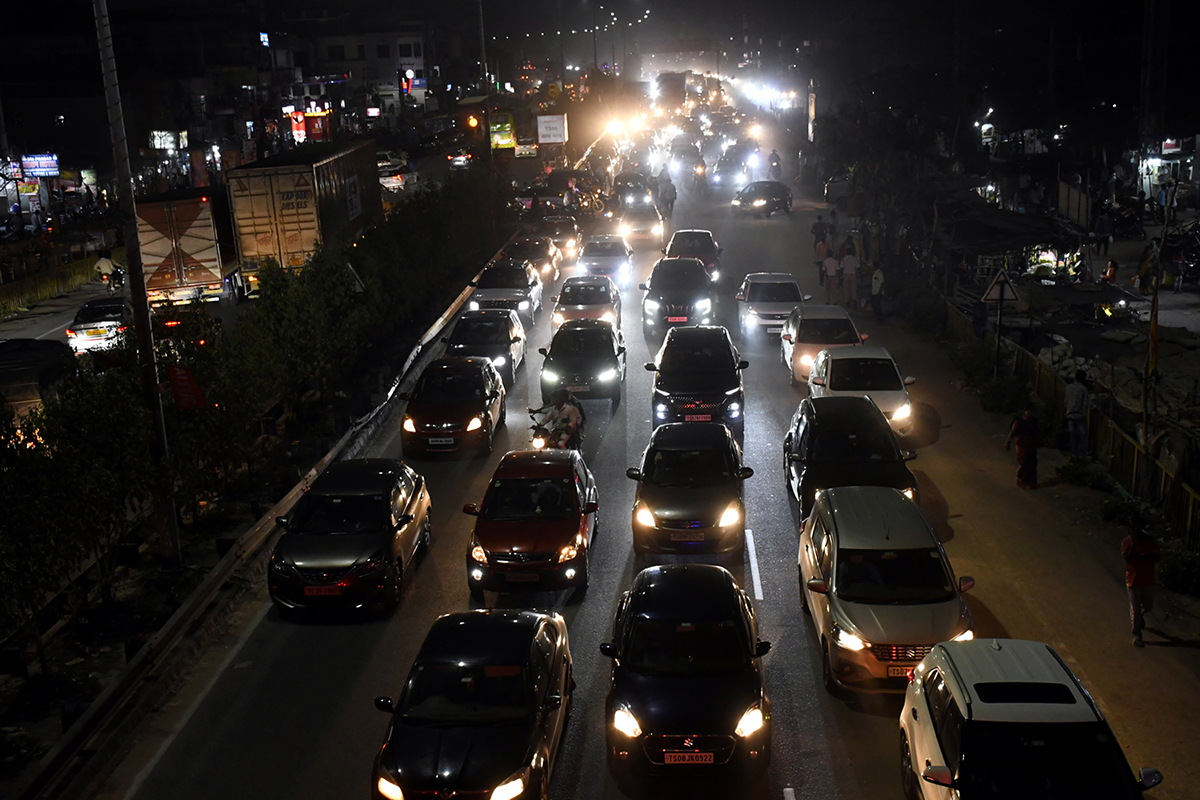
left=577, top=234, right=634, bottom=284
left=807, top=345, right=916, bottom=435
left=467, top=259, right=543, bottom=323
left=378, top=163, right=418, bottom=191
left=780, top=304, right=866, bottom=384
left=901, top=639, right=1164, bottom=800
left=514, top=139, right=538, bottom=158
left=799, top=486, right=973, bottom=695
left=65, top=298, right=132, bottom=354
left=735, top=273, right=808, bottom=334
left=550, top=275, right=621, bottom=331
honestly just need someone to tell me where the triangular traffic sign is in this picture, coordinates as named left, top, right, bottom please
left=982, top=268, right=1017, bottom=302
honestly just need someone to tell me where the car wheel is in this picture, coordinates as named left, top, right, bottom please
left=611, top=385, right=621, bottom=407
left=273, top=601, right=295, bottom=621
left=420, top=514, right=432, bottom=553
left=499, top=397, right=507, bottom=427
left=468, top=582, right=485, bottom=604
left=900, top=733, right=921, bottom=800
left=789, top=366, right=798, bottom=387
left=384, top=559, right=404, bottom=613
left=798, top=569, right=811, bottom=614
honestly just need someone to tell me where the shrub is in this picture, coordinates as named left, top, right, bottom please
left=949, top=341, right=994, bottom=388
left=1100, top=496, right=1143, bottom=527
left=1056, top=457, right=1110, bottom=489
left=1159, top=548, right=1200, bottom=597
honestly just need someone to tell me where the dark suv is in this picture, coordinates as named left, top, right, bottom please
left=640, top=258, right=716, bottom=336
left=538, top=319, right=627, bottom=405
left=647, top=326, right=747, bottom=437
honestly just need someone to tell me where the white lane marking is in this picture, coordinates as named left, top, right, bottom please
left=36, top=320, right=69, bottom=339
left=783, top=788, right=796, bottom=800
left=745, top=528, right=763, bottom=600
left=120, top=601, right=271, bottom=800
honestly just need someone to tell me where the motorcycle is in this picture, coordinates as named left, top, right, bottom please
left=768, top=161, right=782, bottom=181
left=692, top=163, right=708, bottom=189
left=103, top=266, right=125, bottom=295
left=1112, top=207, right=1146, bottom=241
left=527, top=409, right=583, bottom=450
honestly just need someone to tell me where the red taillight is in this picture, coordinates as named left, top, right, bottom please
left=164, top=319, right=182, bottom=327
left=64, top=328, right=76, bottom=338
left=198, top=339, right=207, bottom=346
left=447, top=155, right=453, bottom=160
left=117, top=325, right=128, bottom=332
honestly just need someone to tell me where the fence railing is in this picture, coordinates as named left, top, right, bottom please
left=943, top=299, right=1200, bottom=549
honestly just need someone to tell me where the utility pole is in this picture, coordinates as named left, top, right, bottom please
left=92, top=0, right=180, bottom=564
left=592, top=5, right=599, bottom=74
left=477, top=0, right=488, bottom=87
left=1138, top=0, right=1156, bottom=142
left=0, top=81, right=9, bottom=159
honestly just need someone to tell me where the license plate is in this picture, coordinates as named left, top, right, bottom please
left=303, top=585, right=341, bottom=596
left=505, top=573, right=540, bottom=582
left=685, top=414, right=711, bottom=422
left=427, top=437, right=455, bottom=445
left=767, top=326, right=783, bottom=333
left=566, top=385, right=590, bottom=392
left=669, top=531, right=705, bottom=541
left=888, top=666, right=914, bottom=678
left=664, top=752, right=714, bottom=765
left=87, top=329, right=107, bottom=336
left=667, top=316, right=688, bottom=323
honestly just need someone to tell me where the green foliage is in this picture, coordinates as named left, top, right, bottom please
left=1056, top=457, right=1110, bottom=489
left=949, top=341, right=994, bottom=388
left=1100, top=496, right=1144, bottom=527
left=1159, top=548, right=1200, bottom=597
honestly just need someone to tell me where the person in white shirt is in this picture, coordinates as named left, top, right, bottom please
left=823, top=256, right=840, bottom=304
left=841, top=251, right=860, bottom=306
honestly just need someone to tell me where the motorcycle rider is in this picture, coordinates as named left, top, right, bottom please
left=93, top=249, right=115, bottom=281
left=693, top=156, right=708, bottom=189
left=658, top=174, right=677, bottom=216
left=530, top=389, right=584, bottom=449
left=768, top=149, right=782, bottom=180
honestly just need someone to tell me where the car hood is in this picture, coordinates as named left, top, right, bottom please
left=554, top=304, right=616, bottom=323
left=746, top=302, right=801, bottom=317
left=545, top=354, right=617, bottom=377
left=820, top=388, right=910, bottom=416
left=831, top=596, right=969, bottom=646
left=611, top=665, right=761, bottom=733
left=472, top=288, right=531, bottom=301
left=405, top=400, right=484, bottom=425
left=656, top=371, right=739, bottom=395
left=801, top=461, right=916, bottom=494
left=475, top=517, right=581, bottom=553
left=646, top=289, right=713, bottom=306
left=444, top=342, right=509, bottom=361
left=580, top=256, right=626, bottom=268
left=638, top=482, right=740, bottom=522
left=667, top=249, right=717, bottom=263
left=381, top=720, right=533, bottom=793
left=277, top=531, right=390, bottom=569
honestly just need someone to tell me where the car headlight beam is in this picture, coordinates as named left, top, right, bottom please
left=598, top=368, right=618, bottom=382
left=799, top=353, right=814, bottom=366
left=541, top=369, right=559, bottom=383
left=952, top=629, right=975, bottom=642
left=835, top=627, right=868, bottom=651
left=552, top=312, right=565, bottom=324
left=489, top=356, right=506, bottom=368
left=471, top=544, right=488, bottom=564
left=695, top=298, right=712, bottom=315
left=613, top=707, right=643, bottom=738
left=557, top=543, right=579, bottom=562
left=643, top=298, right=660, bottom=313
left=466, top=416, right=484, bottom=432
left=377, top=774, right=405, bottom=800
left=490, top=776, right=525, bottom=800
left=892, top=403, right=912, bottom=421
left=402, top=416, right=416, bottom=433
left=735, top=706, right=765, bottom=737
left=718, top=503, right=740, bottom=527
left=635, top=505, right=656, bottom=527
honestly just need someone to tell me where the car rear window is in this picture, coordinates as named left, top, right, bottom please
left=74, top=305, right=124, bottom=324
left=668, top=232, right=714, bottom=252
left=973, top=683, right=1077, bottom=704
left=560, top=283, right=610, bottom=305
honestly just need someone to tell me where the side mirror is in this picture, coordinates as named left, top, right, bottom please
left=644, top=362, right=657, bottom=372
left=550, top=294, right=559, bottom=302
left=511, top=336, right=522, bottom=343
left=921, top=766, right=954, bottom=788
left=735, top=292, right=746, bottom=301
left=538, top=347, right=548, bottom=356
left=488, top=390, right=500, bottom=401
left=275, top=516, right=289, bottom=529
left=802, top=294, right=813, bottom=302
left=811, top=377, right=826, bottom=387
left=462, top=503, right=480, bottom=516
left=530, top=280, right=538, bottom=288
left=583, top=501, right=599, bottom=514
left=1139, top=768, right=1164, bottom=790
left=617, top=346, right=626, bottom=355
left=440, top=336, right=449, bottom=344
left=904, top=376, right=917, bottom=386
left=638, top=282, right=648, bottom=291
left=738, top=467, right=755, bottom=479
left=959, top=576, right=976, bottom=593
left=788, top=453, right=803, bottom=462
left=374, top=696, right=395, bottom=714
left=399, top=391, right=410, bottom=400
left=738, top=360, right=749, bottom=370
left=781, top=334, right=793, bottom=343
left=717, top=247, right=725, bottom=254
left=806, top=578, right=828, bottom=594
left=754, top=640, right=771, bottom=657
left=660, top=247, right=667, bottom=255
left=468, top=280, right=478, bottom=287
left=395, top=513, right=414, bottom=528
left=543, top=694, right=563, bottom=711
left=903, top=450, right=918, bottom=461
left=599, top=642, right=617, bottom=658
left=860, top=333, right=869, bottom=342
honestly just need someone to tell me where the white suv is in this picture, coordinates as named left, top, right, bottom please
left=900, top=639, right=1164, bottom=800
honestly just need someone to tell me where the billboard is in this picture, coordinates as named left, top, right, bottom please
left=537, top=114, right=568, bottom=144
left=21, top=154, right=59, bottom=177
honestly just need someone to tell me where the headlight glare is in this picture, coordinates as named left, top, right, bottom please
left=902, top=488, right=915, bottom=500
left=635, top=506, right=656, bottom=526
left=468, top=301, right=480, bottom=310
left=557, top=544, right=579, bottom=562
left=489, top=356, right=506, bottom=368
left=552, top=312, right=565, bottom=324
left=466, top=416, right=483, bottom=432
left=619, top=224, right=631, bottom=236
left=835, top=628, right=868, bottom=651
left=613, top=707, right=643, bottom=737
left=598, top=368, right=618, bottom=382
left=752, top=198, right=767, bottom=207
left=600, top=311, right=615, bottom=322
left=471, top=544, right=488, bottom=564
left=735, top=706, right=765, bottom=737
left=542, top=369, right=559, bottom=383
left=892, top=403, right=912, bottom=421
left=800, top=353, right=814, bottom=366
left=695, top=298, right=712, bottom=314
left=644, top=299, right=660, bottom=312
left=518, top=301, right=530, bottom=310
left=718, top=504, right=740, bottom=527
left=652, top=223, right=663, bottom=234
left=377, top=774, right=405, bottom=800
left=402, top=416, right=416, bottom=433
left=952, top=629, right=975, bottom=642
left=490, top=776, right=525, bottom=800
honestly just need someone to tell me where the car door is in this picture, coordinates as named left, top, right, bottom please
left=786, top=410, right=808, bottom=493
left=911, top=669, right=958, bottom=800
left=484, top=365, right=503, bottom=428
left=534, top=624, right=568, bottom=768
left=782, top=308, right=799, bottom=364
left=528, top=265, right=543, bottom=309
left=807, top=516, right=835, bottom=641
left=809, top=351, right=829, bottom=398
left=613, top=329, right=626, bottom=378
left=391, top=473, right=415, bottom=561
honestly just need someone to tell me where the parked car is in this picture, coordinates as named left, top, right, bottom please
left=663, top=229, right=721, bottom=281
left=807, top=345, right=917, bottom=435
left=372, top=610, right=573, bottom=800
left=640, top=258, right=716, bottom=335
left=731, top=181, right=793, bottom=217
left=400, top=358, right=506, bottom=457
left=440, top=309, right=526, bottom=386
left=824, top=173, right=851, bottom=206
left=799, top=486, right=973, bottom=694
left=627, top=423, right=752, bottom=555
left=601, top=565, right=771, bottom=789
left=647, top=326, right=746, bottom=437
left=784, top=396, right=919, bottom=517
left=268, top=459, right=432, bottom=615
left=65, top=298, right=132, bottom=354
left=468, top=260, right=543, bottom=323
left=779, top=304, right=866, bottom=384
left=550, top=275, right=621, bottom=331
left=578, top=234, right=634, bottom=284
left=735, top=273, right=806, bottom=335
left=900, top=639, right=1163, bottom=800
left=463, top=449, right=598, bottom=597
left=534, top=215, right=581, bottom=260
left=505, top=236, right=562, bottom=281
left=538, top=319, right=627, bottom=405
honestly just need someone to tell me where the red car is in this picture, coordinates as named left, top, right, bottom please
left=400, top=358, right=506, bottom=457
left=664, top=229, right=723, bottom=282
left=463, top=450, right=598, bottom=598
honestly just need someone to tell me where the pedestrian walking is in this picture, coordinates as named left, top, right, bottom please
left=814, top=239, right=830, bottom=285
left=1122, top=521, right=1160, bottom=647
left=1004, top=402, right=1040, bottom=489
left=828, top=208, right=839, bottom=242
left=811, top=215, right=828, bottom=247
left=870, top=262, right=885, bottom=320
left=841, top=250, right=860, bottom=307
left=1063, top=370, right=1089, bottom=459
left=823, top=254, right=840, bottom=304
left=1094, top=210, right=1113, bottom=256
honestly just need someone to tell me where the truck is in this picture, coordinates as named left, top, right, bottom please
left=137, top=188, right=240, bottom=306
left=653, top=72, right=689, bottom=114
left=226, top=141, right=381, bottom=294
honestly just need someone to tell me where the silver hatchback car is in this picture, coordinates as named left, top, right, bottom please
left=66, top=298, right=133, bottom=354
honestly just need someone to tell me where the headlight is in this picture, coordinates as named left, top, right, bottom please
left=489, top=356, right=506, bottom=368
left=377, top=774, right=405, bottom=800
left=402, top=416, right=416, bottom=433
left=621, top=261, right=632, bottom=272
left=566, top=238, right=577, bottom=249
left=652, top=223, right=663, bottom=234
left=466, top=416, right=483, bottom=432
left=713, top=174, right=721, bottom=183
left=655, top=403, right=668, bottom=419
left=600, top=311, right=615, bottom=323
left=747, top=154, right=759, bottom=167
left=892, top=403, right=912, bottom=421
left=471, top=544, right=488, bottom=564
left=644, top=193, right=652, bottom=202
left=542, top=369, right=559, bottom=383
left=695, top=298, right=712, bottom=314
left=835, top=627, right=868, bottom=651
left=518, top=301, right=530, bottom=310
left=557, top=543, right=579, bottom=562
left=532, top=436, right=546, bottom=449
left=735, top=706, right=765, bottom=737
left=752, top=198, right=767, bottom=207
left=731, top=198, right=742, bottom=206
left=952, top=629, right=975, bottom=642
left=644, top=298, right=660, bottom=312
left=635, top=505, right=656, bottom=527
left=468, top=301, right=480, bottom=310
left=552, top=312, right=565, bottom=324
left=619, top=224, right=631, bottom=236
left=799, top=354, right=814, bottom=366
left=490, top=776, right=525, bottom=800
left=613, top=707, right=643, bottom=738
left=902, top=487, right=915, bottom=500
left=359, top=551, right=387, bottom=575
left=709, top=270, right=720, bottom=282
left=598, top=368, right=618, bottom=382
left=542, top=264, right=552, bottom=274
left=718, top=503, right=740, bottom=527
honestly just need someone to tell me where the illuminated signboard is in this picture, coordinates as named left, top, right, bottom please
left=490, top=113, right=517, bottom=149
left=20, top=154, right=59, bottom=177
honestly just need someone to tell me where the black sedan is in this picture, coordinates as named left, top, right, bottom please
left=783, top=395, right=919, bottom=518
left=627, top=423, right=753, bottom=556
left=538, top=319, right=626, bottom=405
left=640, top=258, right=716, bottom=337
left=601, top=565, right=771, bottom=790
left=731, top=181, right=793, bottom=217
left=268, top=459, right=432, bottom=615
left=373, top=610, right=573, bottom=800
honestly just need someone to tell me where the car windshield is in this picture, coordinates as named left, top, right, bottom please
left=506, top=243, right=546, bottom=261
left=660, top=340, right=735, bottom=372
left=477, top=267, right=529, bottom=289
left=615, top=178, right=645, bottom=193
left=414, top=371, right=486, bottom=402
left=650, top=263, right=710, bottom=291
left=957, top=721, right=1138, bottom=799
left=399, top=663, right=529, bottom=725
left=810, top=424, right=898, bottom=463
left=537, top=222, right=573, bottom=238
left=747, top=282, right=801, bottom=303
left=582, top=241, right=624, bottom=257
left=668, top=233, right=714, bottom=253
left=795, top=318, right=860, bottom=344
left=450, top=321, right=511, bottom=346
left=560, top=284, right=611, bottom=305
left=623, top=210, right=658, bottom=223
left=481, top=477, right=577, bottom=521
left=289, top=494, right=388, bottom=534
left=624, top=616, right=749, bottom=674
left=828, top=358, right=903, bottom=392
left=835, top=547, right=955, bottom=604
left=644, top=448, right=737, bottom=487
left=74, top=306, right=124, bottom=324
left=549, top=329, right=613, bottom=358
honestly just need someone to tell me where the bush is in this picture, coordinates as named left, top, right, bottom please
left=1159, top=548, right=1200, bottom=597
left=1100, top=496, right=1143, bottom=527
left=949, top=341, right=994, bottom=388
left=1056, top=457, right=1110, bottom=489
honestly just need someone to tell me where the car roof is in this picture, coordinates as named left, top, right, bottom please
left=417, top=610, right=549, bottom=665
left=932, top=639, right=1099, bottom=724
left=821, top=345, right=895, bottom=361
left=310, top=458, right=405, bottom=496
left=424, top=357, right=489, bottom=375
left=797, top=304, right=854, bottom=320
left=493, top=449, right=577, bottom=478
left=458, top=309, right=518, bottom=323
left=652, top=257, right=707, bottom=271
left=804, top=395, right=888, bottom=426
left=649, top=422, right=733, bottom=450
left=820, top=486, right=934, bottom=549
left=512, top=236, right=551, bottom=246
left=561, top=275, right=614, bottom=288
left=744, top=272, right=798, bottom=284
left=489, top=258, right=531, bottom=270
left=665, top=325, right=729, bottom=344
left=669, top=229, right=714, bottom=238
left=627, top=564, right=743, bottom=620
left=586, top=233, right=625, bottom=243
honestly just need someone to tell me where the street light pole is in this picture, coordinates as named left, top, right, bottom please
left=477, top=0, right=488, bottom=87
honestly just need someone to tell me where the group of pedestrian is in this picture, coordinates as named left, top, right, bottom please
left=811, top=214, right=882, bottom=314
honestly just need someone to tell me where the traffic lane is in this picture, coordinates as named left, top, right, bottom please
left=0, top=280, right=110, bottom=343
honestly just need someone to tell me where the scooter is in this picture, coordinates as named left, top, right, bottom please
left=768, top=162, right=782, bottom=181
left=528, top=410, right=582, bottom=450
left=1112, top=208, right=1146, bottom=241
left=103, top=266, right=125, bottom=295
